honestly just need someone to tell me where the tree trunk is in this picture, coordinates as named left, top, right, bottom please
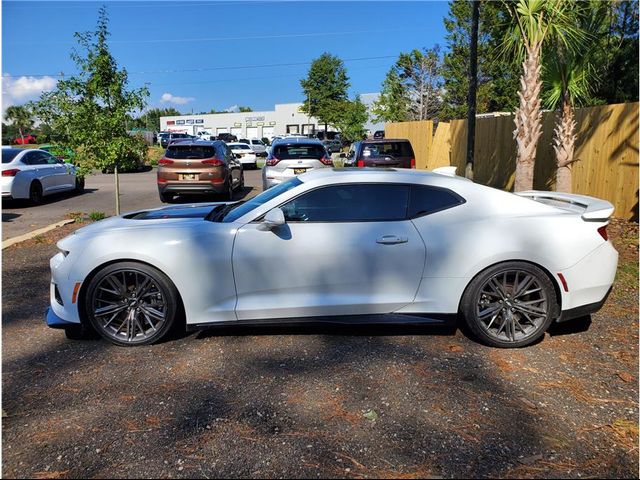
left=18, top=127, right=24, bottom=144
left=513, top=43, right=543, bottom=192
left=553, top=94, right=577, bottom=193
left=465, top=0, right=480, bottom=181
left=114, top=164, right=121, bottom=215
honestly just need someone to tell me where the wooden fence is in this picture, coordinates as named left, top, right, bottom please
left=386, top=102, right=639, bottom=220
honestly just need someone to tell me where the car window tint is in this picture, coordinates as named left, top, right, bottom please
left=165, top=145, right=217, bottom=159
left=23, top=152, right=47, bottom=165
left=272, top=144, right=325, bottom=160
left=281, top=184, right=410, bottom=222
left=2, top=149, right=21, bottom=163
left=361, top=142, right=413, bottom=157
left=223, top=177, right=303, bottom=223
left=44, top=153, right=59, bottom=164
left=408, top=185, right=464, bottom=217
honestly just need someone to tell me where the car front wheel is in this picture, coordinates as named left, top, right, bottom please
left=461, top=261, right=558, bottom=348
left=84, top=262, right=180, bottom=346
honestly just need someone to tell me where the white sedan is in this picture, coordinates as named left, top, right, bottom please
left=227, top=142, right=257, bottom=169
left=2, top=147, right=83, bottom=204
left=46, top=168, right=617, bottom=348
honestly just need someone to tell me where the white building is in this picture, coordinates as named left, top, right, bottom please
left=159, top=93, right=383, bottom=139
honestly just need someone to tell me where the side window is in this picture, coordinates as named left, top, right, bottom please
left=408, top=185, right=465, bottom=218
left=280, top=184, right=410, bottom=222
left=23, top=152, right=47, bottom=165
left=44, top=153, right=59, bottom=164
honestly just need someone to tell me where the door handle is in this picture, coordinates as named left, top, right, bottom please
left=376, top=235, right=408, bottom=245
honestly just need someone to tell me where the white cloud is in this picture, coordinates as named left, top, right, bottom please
left=160, top=92, right=194, bottom=105
left=2, top=74, right=57, bottom=114
left=224, top=104, right=239, bottom=113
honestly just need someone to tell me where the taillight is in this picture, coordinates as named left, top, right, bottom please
left=597, top=225, right=608, bottom=241
left=357, top=160, right=364, bottom=167
left=410, top=158, right=416, bottom=169
left=2, top=169, right=20, bottom=177
left=266, top=157, right=280, bottom=166
left=320, top=155, right=333, bottom=166
left=202, top=159, right=223, bottom=166
left=158, top=159, right=174, bottom=165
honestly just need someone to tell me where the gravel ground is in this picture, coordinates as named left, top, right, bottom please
left=2, top=218, right=638, bottom=479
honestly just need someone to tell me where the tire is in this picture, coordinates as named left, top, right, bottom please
left=75, top=176, right=85, bottom=193
left=29, top=181, right=43, bottom=205
left=83, top=261, right=179, bottom=346
left=223, top=179, right=233, bottom=200
left=460, top=261, right=558, bottom=348
left=159, top=191, right=173, bottom=203
left=239, top=172, right=245, bottom=190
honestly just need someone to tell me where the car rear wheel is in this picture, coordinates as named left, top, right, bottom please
left=84, top=262, right=179, bottom=346
left=159, top=191, right=173, bottom=203
left=224, top=179, right=233, bottom=200
left=461, top=262, right=557, bottom=348
left=29, top=181, right=43, bottom=205
left=75, top=176, right=85, bottom=193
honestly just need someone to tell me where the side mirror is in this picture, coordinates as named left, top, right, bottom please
left=339, top=153, right=346, bottom=158
left=261, top=207, right=285, bottom=230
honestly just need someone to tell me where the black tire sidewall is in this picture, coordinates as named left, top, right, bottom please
left=84, top=262, right=178, bottom=347
left=29, top=182, right=43, bottom=205
left=461, top=261, right=557, bottom=348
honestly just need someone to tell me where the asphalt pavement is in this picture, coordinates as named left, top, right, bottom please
left=1, top=168, right=264, bottom=240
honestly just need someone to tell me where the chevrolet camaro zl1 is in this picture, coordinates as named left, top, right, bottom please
left=46, top=168, right=618, bottom=348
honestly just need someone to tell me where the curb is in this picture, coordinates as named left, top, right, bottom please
left=2, top=219, right=75, bottom=250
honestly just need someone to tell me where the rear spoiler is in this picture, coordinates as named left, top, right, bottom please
left=516, top=191, right=614, bottom=221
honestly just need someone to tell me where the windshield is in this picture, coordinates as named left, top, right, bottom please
left=229, top=144, right=251, bottom=150
left=2, top=149, right=21, bottom=163
left=221, top=177, right=303, bottom=223
left=272, top=144, right=325, bottom=160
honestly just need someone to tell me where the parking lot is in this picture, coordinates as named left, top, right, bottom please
left=1, top=168, right=264, bottom=240
left=2, top=205, right=637, bottom=478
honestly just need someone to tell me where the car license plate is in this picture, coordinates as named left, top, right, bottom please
left=180, top=173, right=198, bottom=180
left=293, top=168, right=306, bottom=174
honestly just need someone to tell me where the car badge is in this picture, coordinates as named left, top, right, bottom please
left=186, top=161, right=191, bottom=166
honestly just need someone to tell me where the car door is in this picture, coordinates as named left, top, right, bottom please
left=22, top=151, right=57, bottom=193
left=232, top=183, right=426, bottom=320
left=43, top=152, right=74, bottom=190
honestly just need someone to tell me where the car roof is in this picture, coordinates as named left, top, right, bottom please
left=298, top=167, right=474, bottom=188
left=361, top=138, right=410, bottom=144
left=167, top=139, right=222, bottom=147
left=271, top=137, right=323, bottom=146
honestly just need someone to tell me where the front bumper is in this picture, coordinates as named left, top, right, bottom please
left=44, top=306, right=76, bottom=329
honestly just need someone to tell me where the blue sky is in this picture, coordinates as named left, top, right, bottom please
left=2, top=0, right=451, bottom=115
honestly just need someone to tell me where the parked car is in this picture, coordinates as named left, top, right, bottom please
left=373, top=130, right=385, bottom=139
left=2, top=148, right=83, bottom=204
left=156, top=140, right=243, bottom=203
left=262, top=137, right=332, bottom=190
left=160, top=133, right=190, bottom=148
left=343, top=139, right=415, bottom=169
left=247, top=138, right=267, bottom=157
left=227, top=142, right=257, bottom=169
left=322, top=138, right=342, bottom=154
left=217, top=133, right=238, bottom=143
left=12, top=134, right=37, bottom=145
left=46, top=168, right=618, bottom=347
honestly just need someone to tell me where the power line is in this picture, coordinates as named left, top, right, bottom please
left=3, top=55, right=398, bottom=79
left=5, top=28, right=403, bottom=46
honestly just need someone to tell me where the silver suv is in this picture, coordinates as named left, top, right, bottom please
left=262, top=138, right=332, bottom=190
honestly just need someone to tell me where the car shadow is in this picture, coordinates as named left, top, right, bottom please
left=2, top=188, right=98, bottom=209
left=548, top=315, right=592, bottom=336
left=1, top=212, right=21, bottom=222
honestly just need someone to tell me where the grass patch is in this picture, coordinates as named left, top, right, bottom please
left=33, top=235, right=46, bottom=244
left=65, top=211, right=85, bottom=223
left=147, top=146, right=165, bottom=166
left=88, top=211, right=107, bottom=222
left=615, top=259, right=638, bottom=284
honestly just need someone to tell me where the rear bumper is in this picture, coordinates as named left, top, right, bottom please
left=557, top=287, right=612, bottom=323
left=159, top=183, right=226, bottom=195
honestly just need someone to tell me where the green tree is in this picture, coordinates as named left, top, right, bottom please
left=503, top=0, right=584, bottom=192
left=441, top=0, right=521, bottom=120
left=34, top=7, right=148, bottom=214
left=238, top=106, right=253, bottom=112
left=300, top=53, right=350, bottom=132
left=4, top=105, right=34, bottom=143
left=372, top=68, right=410, bottom=123
left=133, top=108, right=181, bottom=131
left=333, top=96, right=369, bottom=143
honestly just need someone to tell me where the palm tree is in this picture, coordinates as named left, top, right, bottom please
left=544, top=51, right=595, bottom=192
left=4, top=105, right=34, bottom=144
left=503, top=0, right=584, bottom=191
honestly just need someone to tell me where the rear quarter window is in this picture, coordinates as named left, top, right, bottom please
left=362, top=142, right=414, bottom=157
left=408, top=185, right=465, bottom=217
left=2, top=149, right=21, bottom=163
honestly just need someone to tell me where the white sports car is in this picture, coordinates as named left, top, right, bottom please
left=46, top=168, right=618, bottom=348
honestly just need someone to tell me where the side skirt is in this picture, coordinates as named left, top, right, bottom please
left=186, top=313, right=458, bottom=332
